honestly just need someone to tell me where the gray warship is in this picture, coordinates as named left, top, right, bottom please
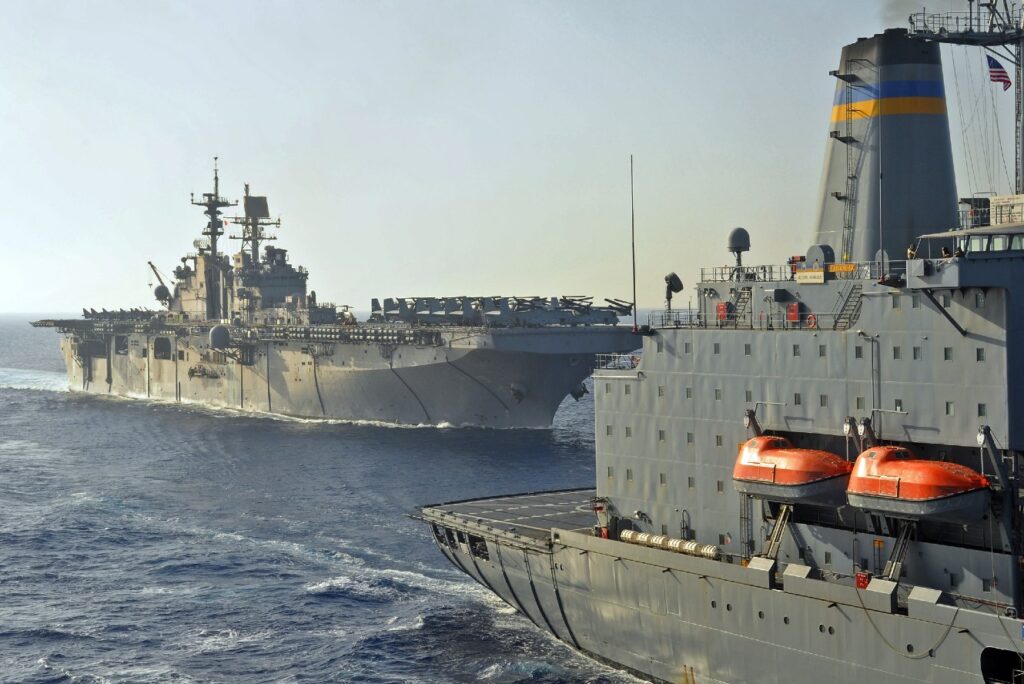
left=420, top=6, right=1024, bottom=682
left=32, top=164, right=636, bottom=427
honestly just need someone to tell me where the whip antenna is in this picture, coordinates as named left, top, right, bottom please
left=630, top=155, right=638, bottom=332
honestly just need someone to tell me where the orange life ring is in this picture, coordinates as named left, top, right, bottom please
left=805, top=314, right=817, bottom=329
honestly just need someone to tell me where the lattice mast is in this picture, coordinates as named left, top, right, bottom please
left=909, top=1, right=1024, bottom=193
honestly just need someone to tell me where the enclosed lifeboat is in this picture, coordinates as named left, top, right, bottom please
left=732, top=436, right=853, bottom=505
left=846, top=446, right=990, bottom=522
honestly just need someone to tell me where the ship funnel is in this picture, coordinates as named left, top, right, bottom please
left=814, top=28, right=957, bottom=263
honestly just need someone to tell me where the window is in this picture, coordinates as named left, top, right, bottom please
left=659, top=473, right=667, bottom=486
left=605, top=383, right=611, bottom=394
left=945, top=401, right=955, bottom=416
left=626, top=468, right=633, bottom=481
left=975, top=292, right=985, bottom=308
left=855, top=345, right=863, bottom=359
left=793, top=344, right=801, bottom=357
left=794, top=393, right=802, bottom=406
left=744, top=343, right=752, bottom=356
left=657, top=340, right=664, bottom=352
left=913, top=346, right=921, bottom=360
left=745, top=390, right=753, bottom=403
left=153, top=337, right=172, bottom=360
left=688, top=476, right=695, bottom=488
left=686, top=432, right=694, bottom=444
left=684, top=342, right=692, bottom=353
left=686, top=387, right=693, bottom=399
left=894, top=398, right=904, bottom=412
left=607, top=466, right=614, bottom=478
left=977, top=348, right=986, bottom=362
left=715, top=435, right=723, bottom=447
left=624, top=384, right=631, bottom=396
left=177, top=350, right=185, bottom=361
left=819, top=394, right=828, bottom=408
left=140, top=347, right=148, bottom=358
left=824, top=552, right=832, bottom=565
left=713, top=342, right=721, bottom=354
left=658, top=385, right=665, bottom=397
left=716, top=480, right=724, bottom=492
left=944, top=347, right=953, bottom=361
left=941, top=293, right=951, bottom=307
left=856, top=396, right=865, bottom=410
left=893, top=346, right=901, bottom=360
left=983, top=578, right=992, bottom=592
left=979, top=403, right=988, bottom=417
left=819, top=345, right=826, bottom=358
left=912, top=295, right=921, bottom=309
left=606, top=425, right=613, bottom=436
left=715, top=388, right=722, bottom=401
left=658, top=429, right=666, bottom=442
left=718, top=534, right=727, bottom=545
left=661, top=524, right=668, bottom=535
left=892, top=295, right=901, bottom=309
left=625, top=426, right=632, bottom=438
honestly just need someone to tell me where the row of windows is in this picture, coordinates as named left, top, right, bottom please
left=892, top=291, right=984, bottom=309
left=606, top=467, right=727, bottom=494
left=652, top=340, right=991, bottom=361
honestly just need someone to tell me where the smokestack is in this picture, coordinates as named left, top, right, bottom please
left=814, top=28, right=958, bottom=263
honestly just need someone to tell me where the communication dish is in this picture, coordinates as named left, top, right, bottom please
left=664, top=272, right=684, bottom=313
left=209, top=324, right=231, bottom=350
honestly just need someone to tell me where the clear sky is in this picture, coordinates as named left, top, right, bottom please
left=0, top=0, right=1011, bottom=313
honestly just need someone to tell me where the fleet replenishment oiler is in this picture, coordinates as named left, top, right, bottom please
left=420, top=4, right=1024, bottom=682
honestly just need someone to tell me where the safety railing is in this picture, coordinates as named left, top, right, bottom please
left=595, top=352, right=641, bottom=370
left=699, top=260, right=905, bottom=284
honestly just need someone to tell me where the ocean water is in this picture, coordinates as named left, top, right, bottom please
left=0, top=315, right=637, bottom=684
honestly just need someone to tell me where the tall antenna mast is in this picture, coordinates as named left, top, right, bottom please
left=910, top=3, right=1024, bottom=193
left=630, top=155, right=638, bottom=332
left=189, top=157, right=238, bottom=321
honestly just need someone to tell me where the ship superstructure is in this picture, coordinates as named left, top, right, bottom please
left=421, top=10, right=1024, bottom=683
left=33, top=163, right=637, bottom=427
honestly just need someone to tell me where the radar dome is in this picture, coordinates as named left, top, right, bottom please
left=664, top=272, right=684, bottom=293
left=154, top=284, right=171, bottom=302
left=209, top=325, right=231, bottom=350
left=727, top=227, right=751, bottom=255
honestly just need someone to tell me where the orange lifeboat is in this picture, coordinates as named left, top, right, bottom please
left=732, top=436, right=853, bottom=504
left=846, top=446, right=990, bottom=521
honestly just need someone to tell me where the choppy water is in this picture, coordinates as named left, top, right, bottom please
left=0, top=315, right=636, bottom=683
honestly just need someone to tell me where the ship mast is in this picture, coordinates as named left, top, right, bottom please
left=229, top=183, right=279, bottom=265
left=190, top=157, right=237, bottom=320
left=909, top=1, right=1024, bottom=193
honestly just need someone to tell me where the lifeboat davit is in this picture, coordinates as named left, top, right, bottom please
left=732, top=436, right=853, bottom=504
left=846, top=446, right=990, bottom=521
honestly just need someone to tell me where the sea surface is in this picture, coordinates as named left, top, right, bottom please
left=0, top=314, right=637, bottom=684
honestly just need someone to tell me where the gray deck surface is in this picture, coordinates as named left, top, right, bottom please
left=429, top=489, right=597, bottom=541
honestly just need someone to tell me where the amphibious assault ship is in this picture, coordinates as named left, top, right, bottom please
left=32, top=164, right=636, bottom=427
left=421, top=7, right=1024, bottom=682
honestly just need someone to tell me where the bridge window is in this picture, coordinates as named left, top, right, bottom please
left=1013, top=235, right=1024, bottom=250
left=977, top=348, right=986, bottom=362
left=991, top=235, right=1009, bottom=251
left=153, top=337, right=172, bottom=360
left=969, top=236, right=989, bottom=252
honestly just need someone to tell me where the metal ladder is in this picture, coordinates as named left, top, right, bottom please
left=739, top=494, right=754, bottom=560
left=732, top=287, right=752, bottom=328
left=763, top=504, right=793, bottom=560
left=833, top=283, right=863, bottom=330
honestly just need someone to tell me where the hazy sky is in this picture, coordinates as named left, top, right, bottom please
left=0, top=0, right=1010, bottom=313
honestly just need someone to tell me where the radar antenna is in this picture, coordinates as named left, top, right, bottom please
left=189, top=157, right=238, bottom=260
left=909, top=2, right=1024, bottom=192
left=229, top=183, right=280, bottom=264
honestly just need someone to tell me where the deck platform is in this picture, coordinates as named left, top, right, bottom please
left=421, top=488, right=597, bottom=542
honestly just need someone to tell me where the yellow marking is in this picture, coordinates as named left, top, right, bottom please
left=828, top=263, right=857, bottom=273
left=830, top=96, right=947, bottom=122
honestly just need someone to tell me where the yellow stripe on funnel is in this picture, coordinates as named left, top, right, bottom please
left=830, top=96, right=947, bottom=122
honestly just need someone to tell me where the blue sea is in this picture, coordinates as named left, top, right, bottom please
left=0, top=315, right=636, bottom=683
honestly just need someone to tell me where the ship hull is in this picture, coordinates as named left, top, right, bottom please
left=424, top=491, right=1024, bottom=684
left=57, top=326, right=635, bottom=427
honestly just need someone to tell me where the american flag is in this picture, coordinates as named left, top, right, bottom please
left=988, top=55, right=1012, bottom=91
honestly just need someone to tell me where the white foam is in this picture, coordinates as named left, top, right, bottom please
left=0, top=367, right=67, bottom=392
